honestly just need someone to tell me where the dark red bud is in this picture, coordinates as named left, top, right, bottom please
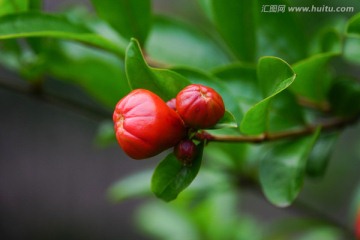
left=174, top=139, right=197, bottom=166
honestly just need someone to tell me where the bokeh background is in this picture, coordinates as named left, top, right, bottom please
left=1, top=0, right=360, bottom=239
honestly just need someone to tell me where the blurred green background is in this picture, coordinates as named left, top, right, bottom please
left=0, top=0, right=360, bottom=239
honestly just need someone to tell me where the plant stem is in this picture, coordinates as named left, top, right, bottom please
left=195, top=116, right=359, bottom=143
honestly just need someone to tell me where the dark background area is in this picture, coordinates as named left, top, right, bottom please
left=1, top=0, right=360, bottom=239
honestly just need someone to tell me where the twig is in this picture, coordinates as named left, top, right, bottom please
left=195, top=115, right=359, bottom=143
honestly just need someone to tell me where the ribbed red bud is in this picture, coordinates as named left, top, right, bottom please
left=113, top=89, right=186, bottom=159
left=176, top=84, right=225, bottom=129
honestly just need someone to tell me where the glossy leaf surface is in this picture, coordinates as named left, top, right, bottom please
left=260, top=129, right=320, bottom=207
left=0, top=12, right=126, bottom=56
left=240, top=57, right=296, bottom=134
left=126, top=39, right=190, bottom=101
left=151, top=142, right=204, bottom=202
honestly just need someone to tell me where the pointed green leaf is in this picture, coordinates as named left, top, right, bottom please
left=125, top=39, right=190, bottom=101
left=90, top=0, right=151, bottom=44
left=0, top=12, right=126, bottom=56
left=211, top=0, right=258, bottom=62
left=151, top=142, right=204, bottom=202
left=213, top=111, right=237, bottom=129
left=107, top=170, right=153, bottom=202
left=145, top=15, right=230, bottom=70
left=259, top=128, right=321, bottom=207
left=240, top=57, right=296, bottom=135
left=290, top=52, right=339, bottom=104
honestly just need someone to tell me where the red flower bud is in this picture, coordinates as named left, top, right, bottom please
left=176, top=84, right=225, bottom=129
left=174, top=139, right=197, bottom=165
left=113, top=89, right=186, bottom=159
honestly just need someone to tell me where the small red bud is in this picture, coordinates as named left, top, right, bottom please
left=176, top=84, right=225, bottom=129
left=174, top=139, right=197, bottom=165
left=113, top=89, right=186, bottom=159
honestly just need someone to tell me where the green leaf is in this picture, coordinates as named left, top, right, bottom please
left=211, top=0, right=257, bottom=62
left=306, top=132, right=339, bottom=178
left=90, top=0, right=151, bottom=44
left=46, top=41, right=129, bottom=108
left=145, top=15, right=230, bottom=70
left=172, top=67, right=242, bottom=126
left=214, top=64, right=304, bottom=132
left=151, top=142, right=204, bottom=202
left=125, top=38, right=190, bottom=101
left=268, top=91, right=306, bottom=133
left=0, top=0, right=28, bottom=16
left=290, top=52, right=339, bottom=104
left=240, top=57, right=296, bottom=135
left=213, top=111, right=237, bottom=129
left=259, top=128, right=321, bottom=207
left=212, top=63, right=260, bottom=114
left=0, top=12, right=127, bottom=56
left=328, top=78, right=360, bottom=117
left=107, top=170, right=153, bottom=202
